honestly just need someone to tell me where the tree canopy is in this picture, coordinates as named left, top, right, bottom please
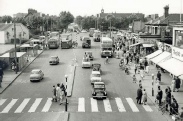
left=58, top=11, right=74, bottom=29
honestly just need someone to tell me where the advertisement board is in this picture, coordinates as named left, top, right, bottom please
left=172, top=47, right=183, bottom=61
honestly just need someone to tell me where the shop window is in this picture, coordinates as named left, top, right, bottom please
left=175, top=30, right=183, bottom=49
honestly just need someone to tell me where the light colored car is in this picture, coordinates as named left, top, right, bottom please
left=82, top=57, right=92, bottom=68
left=90, top=71, right=102, bottom=84
left=30, top=69, right=44, bottom=82
left=49, top=56, right=59, bottom=65
left=81, top=30, right=87, bottom=33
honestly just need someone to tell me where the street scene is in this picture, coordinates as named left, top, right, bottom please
left=0, top=0, right=183, bottom=121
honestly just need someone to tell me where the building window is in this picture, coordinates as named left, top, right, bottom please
left=175, top=30, right=183, bottom=49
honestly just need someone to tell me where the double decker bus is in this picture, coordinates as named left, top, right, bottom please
left=48, top=37, right=60, bottom=49
left=61, top=33, right=72, bottom=49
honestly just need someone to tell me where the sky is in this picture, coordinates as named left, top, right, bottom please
left=0, top=0, right=183, bottom=17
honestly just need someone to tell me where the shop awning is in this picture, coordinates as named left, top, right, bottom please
left=129, top=42, right=141, bottom=47
left=158, top=58, right=183, bottom=76
left=150, top=51, right=171, bottom=64
left=143, top=44, right=154, bottom=47
left=146, top=50, right=162, bottom=59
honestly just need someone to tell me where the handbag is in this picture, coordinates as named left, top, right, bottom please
left=156, top=94, right=160, bottom=100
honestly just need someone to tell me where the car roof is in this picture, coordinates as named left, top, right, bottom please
left=82, top=36, right=90, bottom=39
left=92, top=71, right=100, bottom=74
left=94, top=82, right=104, bottom=85
left=32, top=69, right=41, bottom=72
left=51, top=56, right=57, bottom=58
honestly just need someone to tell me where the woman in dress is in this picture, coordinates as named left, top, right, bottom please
left=142, top=89, right=147, bottom=105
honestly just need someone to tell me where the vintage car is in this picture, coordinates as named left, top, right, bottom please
left=85, top=51, right=93, bottom=60
left=82, top=57, right=92, bottom=68
left=49, top=56, right=59, bottom=65
left=30, top=69, right=44, bottom=82
left=92, top=63, right=102, bottom=74
left=92, top=82, right=107, bottom=99
left=90, top=71, right=101, bottom=84
left=82, top=36, right=91, bottom=48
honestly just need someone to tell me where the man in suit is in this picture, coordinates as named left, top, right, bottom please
left=137, top=86, right=143, bottom=104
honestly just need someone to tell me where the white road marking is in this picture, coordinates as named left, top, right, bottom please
left=28, top=98, right=42, bottom=113
left=126, top=98, right=139, bottom=112
left=1, top=99, right=18, bottom=113
left=42, top=98, right=52, bottom=112
left=0, top=99, right=6, bottom=106
left=90, top=98, right=98, bottom=112
left=142, top=104, right=153, bottom=112
left=115, top=98, right=126, bottom=112
left=103, top=98, right=112, bottom=112
left=14, top=98, right=30, bottom=113
left=78, top=98, right=85, bottom=112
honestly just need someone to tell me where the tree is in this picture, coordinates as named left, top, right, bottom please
left=81, top=16, right=95, bottom=30
left=1, top=15, right=12, bottom=23
left=75, top=16, right=83, bottom=28
left=13, top=17, right=27, bottom=26
left=58, top=11, right=74, bottom=29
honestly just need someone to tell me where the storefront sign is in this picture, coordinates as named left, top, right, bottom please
left=172, top=47, right=183, bottom=61
left=140, top=38, right=156, bottom=44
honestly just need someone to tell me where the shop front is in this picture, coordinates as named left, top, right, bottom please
left=0, top=52, right=27, bottom=71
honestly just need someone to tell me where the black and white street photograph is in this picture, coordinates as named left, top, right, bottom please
left=0, top=0, right=183, bottom=121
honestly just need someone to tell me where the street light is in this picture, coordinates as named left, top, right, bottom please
left=65, top=74, right=68, bottom=112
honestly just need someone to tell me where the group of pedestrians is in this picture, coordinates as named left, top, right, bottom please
left=52, top=83, right=66, bottom=105
left=136, top=85, right=147, bottom=105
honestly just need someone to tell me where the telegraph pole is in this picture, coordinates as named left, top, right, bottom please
left=14, top=22, right=18, bottom=74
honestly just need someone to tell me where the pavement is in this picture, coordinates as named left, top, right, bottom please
left=127, top=60, right=183, bottom=121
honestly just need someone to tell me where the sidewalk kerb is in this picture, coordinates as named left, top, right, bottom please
left=0, top=50, right=44, bottom=94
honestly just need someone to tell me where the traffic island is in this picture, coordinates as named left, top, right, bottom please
left=67, top=65, right=76, bottom=97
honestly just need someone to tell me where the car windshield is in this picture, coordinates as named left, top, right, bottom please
left=51, top=57, right=57, bottom=60
left=32, top=70, right=40, bottom=74
left=92, top=74, right=101, bottom=77
left=94, top=84, right=104, bottom=88
left=83, top=58, right=89, bottom=62
left=103, top=48, right=112, bottom=51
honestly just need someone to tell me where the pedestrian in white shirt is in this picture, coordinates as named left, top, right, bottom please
left=56, top=83, right=61, bottom=101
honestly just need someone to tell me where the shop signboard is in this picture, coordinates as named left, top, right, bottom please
left=139, top=38, right=156, bottom=44
left=172, top=46, right=183, bottom=61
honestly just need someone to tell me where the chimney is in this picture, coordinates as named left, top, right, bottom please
left=164, top=5, right=169, bottom=18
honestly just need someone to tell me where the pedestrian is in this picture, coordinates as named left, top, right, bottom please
left=132, top=74, right=137, bottom=83
left=146, top=64, right=149, bottom=75
left=144, top=58, right=148, bottom=72
left=0, top=68, right=3, bottom=88
left=140, top=69, right=144, bottom=80
left=142, top=89, right=147, bottom=105
left=139, top=80, right=142, bottom=87
left=175, top=77, right=181, bottom=92
left=52, top=85, right=57, bottom=102
left=156, top=86, right=163, bottom=106
left=171, top=77, right=176, bottom=92
left=56, top=83, right=61, bottom=102
left=157, top=71, right=161, bottom=82
left=136, top=86, right=143, bottom=104
left=151, top=74, right=155, bottom=86
left=165, top=86, right=172, bottom=111
left=134, top=63, right=138, bottom=74
left=59, top=89, right=65, bottom=105
left=156, top=78, right=160, bottom=89
left=170, top=98, right=179, bottom=115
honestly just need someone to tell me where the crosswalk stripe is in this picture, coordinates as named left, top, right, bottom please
left=142, top=104, right=153, bottom=112
left=126, top=98, right=139, bottom=112
left=115, top=98, right=126, bottom=112
left=103, top=98, right=112, bottom=112
left=42, top=98, right=52, bottom=112
left=1, top=99, right=18, bottom=113
left=78, top=98, right=85, bottom=112
left=28, top=98, right=42, bottom=113
left=0, top=99, right=6, bottom=106
left=14, top=98, right=30, bottom=113
left=91, top=98, right=98, bottom=112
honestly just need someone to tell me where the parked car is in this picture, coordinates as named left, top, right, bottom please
left=82, top=57, right=92, bottom=68
left=30, top=69, right=44, bottom=82
left=85, top=51, right=93, bottom=60
left=92, top=63, right=102, bottom=74
left=81, top=30, right=87, bottom=33
left=49, top=56, right=59, bottom=65
left=92, top=82, right=107, bottom=99
left=90, top=71, right=101, bottom=84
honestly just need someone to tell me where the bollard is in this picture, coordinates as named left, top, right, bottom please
left=152, top=87, right=154, bottom=96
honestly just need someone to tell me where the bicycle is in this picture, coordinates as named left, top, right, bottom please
left=158, top=100, right=169, bottom=115
left=104, top=57, right=109, bottom=64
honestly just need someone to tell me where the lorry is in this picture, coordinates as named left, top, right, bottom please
left=89, top=28, right=95, bottom=37
left=100, top=37, right=113, bottom=58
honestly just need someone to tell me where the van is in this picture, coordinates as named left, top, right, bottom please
left=82, top=36, right=91, bottom=48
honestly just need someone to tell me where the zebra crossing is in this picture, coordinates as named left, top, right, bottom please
left=0, top=97, right=155, bottom=114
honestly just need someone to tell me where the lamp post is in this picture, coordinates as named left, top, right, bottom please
left=65, top=74, right=68, bottom=112
left=14, top=22, right=18, bottom=74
